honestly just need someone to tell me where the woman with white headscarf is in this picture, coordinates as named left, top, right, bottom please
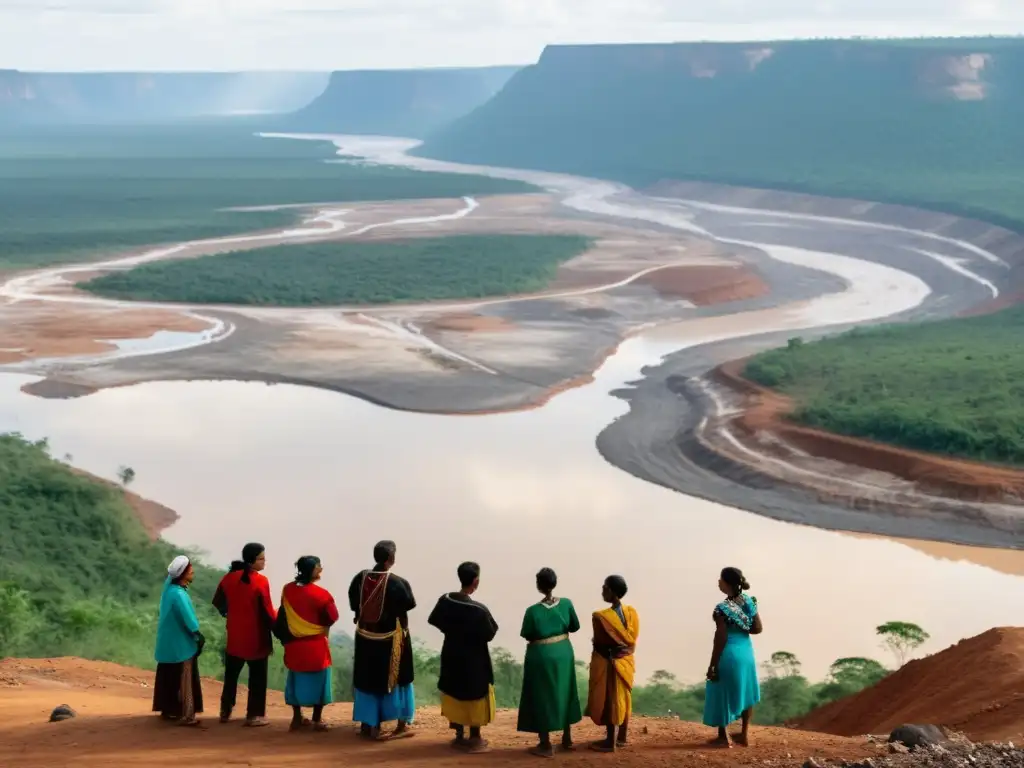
left=153, top=555, right=205, bottom=725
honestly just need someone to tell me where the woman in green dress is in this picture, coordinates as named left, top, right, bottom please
left=517, top=567, right=583, bottom=758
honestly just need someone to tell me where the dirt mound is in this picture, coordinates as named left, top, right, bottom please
left=638, top=265, right=769, bottom=305
left=0, top=658, right=872, bottom=768
left=799, top=627, right=1024, bottom=742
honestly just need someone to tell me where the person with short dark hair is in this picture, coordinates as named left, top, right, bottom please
left=586, top=575, right=639, bottom=752
left=348, top=540, right=417, bottom=740
left=703, top=567, right=762, bottom=748
left=517, top=567, right=583, bottom=757
left=213, top=542, right=276, bottom=727
left=427, top=561, right=499, bottom=753
left=276, top=556, right=339, bottom=732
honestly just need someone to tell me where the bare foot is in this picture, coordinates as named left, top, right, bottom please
left=560, top=742, right=577, bottom=752
left=731, top=732, right=749, bottom=747
left=312, top=722, right=331, bottom=732
left=707, top=736, right=732, bottom=749
left=529, top=744, right=554, bottom=758
left=289, top=718, right=311, bottom=732
left=590, top=741, right=616, bottom=753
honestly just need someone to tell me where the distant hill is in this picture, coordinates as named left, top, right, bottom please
left=417, top=38, right=1024, bottom=230
left=799, top=627, right=1024, bottom=742
left=285, top=66, right=521, bottom=138
left=0, top=70, right=328, bottom=124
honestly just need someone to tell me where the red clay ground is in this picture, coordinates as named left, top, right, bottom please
left=713, top=359, right=1024, bottom=502
left=799, top=627, right=1024, bottom=743
left=0, top=658, right=871, bottom=768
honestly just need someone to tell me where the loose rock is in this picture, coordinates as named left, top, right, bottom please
left=49, top=704, right=76, bottom=723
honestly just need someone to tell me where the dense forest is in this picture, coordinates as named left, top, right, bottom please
left=0, top=432, right=892, bottom=722
left=418, top=38, right=1024, bottom=231
left=0, top=124, right=535, bottom=270
left=743, top=305, right=1024, bottom=465
left=81, top=234, right=592, bottom=306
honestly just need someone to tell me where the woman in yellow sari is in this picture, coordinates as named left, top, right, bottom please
left=586, top=575, right=639, bottom=753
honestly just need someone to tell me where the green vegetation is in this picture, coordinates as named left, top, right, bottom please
left=0, top=123, right=536, bottom=270
left=1, top=432, right=898, bottom=719
left=419, top=37, right=1024, bottom=230
left=80, top=234, right=592, bottom=306
left=744, top=307, right=1024, bottom=465
left=877, top=622, right=931, bottom=667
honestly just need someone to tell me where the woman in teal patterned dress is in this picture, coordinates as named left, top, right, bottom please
left=517, top=567, right=583, bottom=757
left=703, top=567, right=762, bottom=748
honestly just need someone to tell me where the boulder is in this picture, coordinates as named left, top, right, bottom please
left=49, top=704, right=76, bottom=723
left=888, top=724, right=949, bottom=750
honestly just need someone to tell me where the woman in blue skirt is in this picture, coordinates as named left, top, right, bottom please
left=703, top=567, right=762, bottom=747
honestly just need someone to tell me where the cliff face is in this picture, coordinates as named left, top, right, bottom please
left=416, top=38, right=1024, bottom=228
left=0, top=71, right=329, bottom=124
left=287, top=65, right=520, bottom=138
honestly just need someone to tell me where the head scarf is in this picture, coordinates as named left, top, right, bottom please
left=295, top=556, right=321, bottom=586
left=230, top=542, right=265, bottom=584
left=167, top=555, right=190, bottom=581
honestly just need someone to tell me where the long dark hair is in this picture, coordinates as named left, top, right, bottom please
left=230, top=542, right=265, bottom=584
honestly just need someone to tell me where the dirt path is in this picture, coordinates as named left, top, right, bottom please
left=0, top=659, right=871, bottom=768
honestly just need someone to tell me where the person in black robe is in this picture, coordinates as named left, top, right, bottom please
left=348, top=539, right=417, bottom=740
left=428, top=561, right=499, bottom=753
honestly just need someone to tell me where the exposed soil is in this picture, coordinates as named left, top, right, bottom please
left=799, top=627, right=1024, bottom=743
left=424, top=313, right=516, bottom=333
left=0, top=305, right=210, bottom=364
left=713, top=359, right=1024, bottom=502
left=637, top=265, right=770, bottom=305
left=0, top=657, right=873, bottom=768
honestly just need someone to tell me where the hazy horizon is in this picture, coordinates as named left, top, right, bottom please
left=2, top=0, right=1023, bottom=71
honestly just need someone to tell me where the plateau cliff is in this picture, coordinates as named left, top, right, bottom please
left=0, top=70, right=328, bottom=124
left=417, top=38, right=1024, bottom=230
left=286, top=65, right=520, bottom=138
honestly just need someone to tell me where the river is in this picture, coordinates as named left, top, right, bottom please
left=1, top=134, right=1022, bottom=684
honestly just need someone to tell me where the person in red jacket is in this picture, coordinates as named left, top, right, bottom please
left=277, top=556, right=340, bottom=732
left=212, top=543, right=276, bottom=727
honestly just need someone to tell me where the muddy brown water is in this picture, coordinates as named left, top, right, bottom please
left=3, top=327, right=1023, bottom=685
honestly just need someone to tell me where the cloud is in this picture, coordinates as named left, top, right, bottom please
left=2, top=0, right=1022, bottom=70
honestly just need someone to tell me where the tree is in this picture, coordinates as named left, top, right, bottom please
left=117, top=466, right=136, bottom=487
left=828, top=657, right=889, bottom=688
left=876, top=622, right=929, bottom=667
left=765, top=651, right=802, bottom=678
left=649, top=669, right=677, bottom=685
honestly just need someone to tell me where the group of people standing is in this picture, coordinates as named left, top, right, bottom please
left=153, top=540, right=763, bottom=754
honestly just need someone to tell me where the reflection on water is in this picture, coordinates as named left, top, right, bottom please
left=1, top=334, right=1022, bottom=684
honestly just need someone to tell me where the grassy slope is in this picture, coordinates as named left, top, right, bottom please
left=743, top=307, right=1024, bottom=465
left=0, top=122, right=536, bottom=270
left=79, top=234, right=592, bottom=306
left=418, top=38, right=1024, bottom=231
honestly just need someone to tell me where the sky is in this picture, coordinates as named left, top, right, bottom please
left=3, top=0, right=1024, bottom=71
